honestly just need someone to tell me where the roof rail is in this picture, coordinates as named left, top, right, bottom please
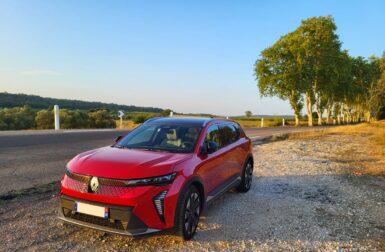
left=143, top=117, right=162, bottom=124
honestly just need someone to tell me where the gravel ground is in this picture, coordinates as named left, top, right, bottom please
left=1, top=134, right=385, bottom=251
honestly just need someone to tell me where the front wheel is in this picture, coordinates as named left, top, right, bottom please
left=175, top=185, right=201, bottom=240
left=236, top=160, right=253, bottom=192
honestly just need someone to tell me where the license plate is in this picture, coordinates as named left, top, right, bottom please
left=74, top=201, right=109, bottom=219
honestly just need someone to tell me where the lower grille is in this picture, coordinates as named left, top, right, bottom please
left=59, top=196, right=148, bottom=234
left=63, top=210, right=126, bottom=230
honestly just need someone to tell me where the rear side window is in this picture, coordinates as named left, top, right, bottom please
left=204, top=125, right=221, bottom=147
left=219, top=124, right=238, bottom=146
left=231, top=123, right=241, bottom=140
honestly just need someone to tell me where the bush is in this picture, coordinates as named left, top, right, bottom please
left=160, top=109, right=172, bottom=117
left=60, top=109, right=90, bottom=129
left=88, top=109, right=116, bottom=128
left=131, top=112, right=159, bottom=124
left=132, top=114, right=147, bottom=124
left=0, top=106, right=36, bottom=130
left=35, top=109, right=54, bottom=129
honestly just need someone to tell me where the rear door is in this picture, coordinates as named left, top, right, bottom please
left=218, top=123, right=244, bottom=179
left=196, top=124, right=227, bottom=194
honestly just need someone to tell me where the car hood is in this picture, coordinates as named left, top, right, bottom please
left=67, top=146, right=193, bottom=179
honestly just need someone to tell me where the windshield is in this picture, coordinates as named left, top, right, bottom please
left=116, top=124, right=202, bottom=153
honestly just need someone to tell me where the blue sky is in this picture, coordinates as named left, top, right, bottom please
left=0, top=0, right=384, bottom=116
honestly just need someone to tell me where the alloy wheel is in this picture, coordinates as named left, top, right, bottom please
left=244, top=162, right=253, bottom=189
left=184, top=191, right=201, bottom=236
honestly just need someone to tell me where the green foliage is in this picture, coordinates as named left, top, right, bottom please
left=160, top=109, right=172, bottom=117
left=0, top=106, right=36, bottom=130
left=35, top=109, right=54, bottom=129
left=255, top=15, right=383, bottom=125
left=59, top=110, right=90, bottom=129
left=132, top=114, right=148, bottom=124
left=370, top=53, right=385, bottom=120
left=88, top=109, right=116, bottom=128
left=0, top=92, right=163, bottom=112
left=128, top=112, right=160, bottom=124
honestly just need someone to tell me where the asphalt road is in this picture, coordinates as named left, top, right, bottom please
left=0, top=126, right=329, bottom=195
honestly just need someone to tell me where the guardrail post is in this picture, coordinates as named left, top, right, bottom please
left=282, top=118, right=285, bottom=126
left=54, top=105, right=60, bottom=130
left=261, top=117, right=264, bottom=128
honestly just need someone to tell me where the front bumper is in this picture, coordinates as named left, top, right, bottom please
left=58, top=195, right=161, bottom=236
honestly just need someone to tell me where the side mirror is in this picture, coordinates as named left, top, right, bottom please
left=115, top=135, right=123, bottom=143
left=200, top=141, right=218, bottom=155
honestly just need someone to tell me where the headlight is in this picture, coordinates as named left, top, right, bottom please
left=124, top=172, right=176, bottom=186
left=65, top=167, right=176, bottom=187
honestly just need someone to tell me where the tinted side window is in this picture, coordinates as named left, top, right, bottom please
left=219, top=124, right=237, bottom=146
left=231, top=123, right=241, bottom=140
left=204, top=125, right=221, bottom=148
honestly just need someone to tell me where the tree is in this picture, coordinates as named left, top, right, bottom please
left=245, top=111, right=252, bottom=118
left=255, top=15, right=382, bottom=125
left=369, top=53, right=385, bottom=120
left=255, top=16, right=343, bottom=127
left=255, top=32, right=304, bottom=126
left=0, top=92, right=163, bottom=112
left=295, top=16, right=342, bottom=126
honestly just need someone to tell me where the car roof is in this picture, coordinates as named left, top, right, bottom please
left=145, top=117, right=234, bottom=127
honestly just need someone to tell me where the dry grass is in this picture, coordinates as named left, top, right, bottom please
left=115, top=120, right=140, bottom=129
left=287, top=121, right=385, bottom=176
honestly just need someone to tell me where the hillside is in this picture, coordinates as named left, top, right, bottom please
left=0, top=92, right=163, bottom=112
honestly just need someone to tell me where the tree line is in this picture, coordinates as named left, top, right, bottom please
left=0, top=106, right=116, bottom=130
left=0, top=92, right=163, bottom=113
left=255, top=16, right=385, bottom=126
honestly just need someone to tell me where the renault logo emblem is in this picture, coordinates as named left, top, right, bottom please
left=89, top=177, right=99, bottom=192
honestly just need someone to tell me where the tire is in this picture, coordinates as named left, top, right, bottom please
left=236, top=159, right=253, bottom=192
left=174, top=185, right=201, bottom=240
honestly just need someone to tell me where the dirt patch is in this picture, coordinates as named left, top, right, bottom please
left=1, top=134, right=385, bottom=251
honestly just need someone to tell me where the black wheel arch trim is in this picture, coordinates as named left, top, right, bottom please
left=173, top=176, right=205, bottom=227
left=244, top=154, right=254, bottom=168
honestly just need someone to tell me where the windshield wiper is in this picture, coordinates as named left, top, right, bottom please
left=135, top=147, right=172, bottom=152
left=112, top=144, right=127, bottom=149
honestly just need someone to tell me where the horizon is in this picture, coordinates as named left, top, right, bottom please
left=1, top=1, right=385, bottom=116
left=1, top=91, right=297, bottom=117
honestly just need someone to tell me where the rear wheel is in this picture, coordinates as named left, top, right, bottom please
left=175, top=185, right=201, bottom=240
left=236, top=160, right=253, bottom=192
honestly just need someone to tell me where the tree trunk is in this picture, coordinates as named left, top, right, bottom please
left=315, top=101, right=323, bottom=126
left=295, top=114, right=299, bottom=126
left=315, top=92, right=323, bottom=126
left=325, top=102, right=332, bottom=124
left=305, top=92, right=313, bottom=127
left=317, top=111, right=322, bottom=125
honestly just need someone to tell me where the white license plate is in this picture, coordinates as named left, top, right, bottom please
left=74, top=201, right=109, bottom=219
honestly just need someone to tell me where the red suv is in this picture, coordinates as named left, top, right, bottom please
left=59, top=117, right=253, bottom=240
